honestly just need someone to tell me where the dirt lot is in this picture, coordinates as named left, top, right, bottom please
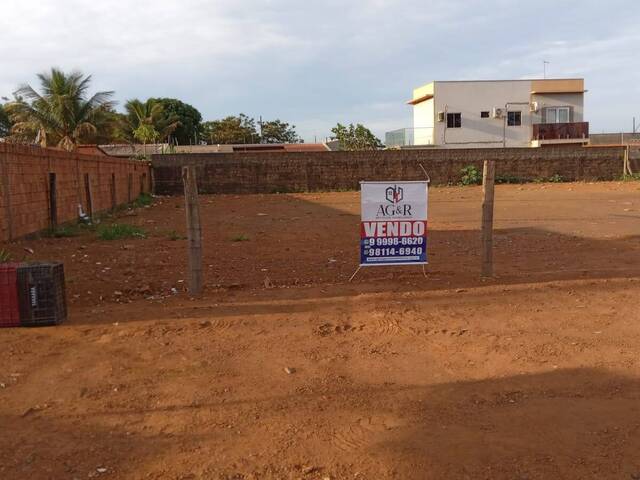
left=1, top=182, right=640, bottom=479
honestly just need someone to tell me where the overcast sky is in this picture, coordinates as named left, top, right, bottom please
left=1, top=0, right=639, bottom=142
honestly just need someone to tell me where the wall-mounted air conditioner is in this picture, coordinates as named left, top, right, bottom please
left=492, top=107, right=503, bottom=119
left=437, top=111, right=445, bottom=122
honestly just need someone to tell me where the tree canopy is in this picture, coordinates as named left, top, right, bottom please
left=149, top=98, right=202, bottom=145
left=0, top=102, right=11, bottom=138
left=5, top=68, right=115, bottom=150
left=330, top=123, right=382, bottom=151
left=201, top=114, right=259, bottom=144
left=260, top=119, right=301, bottom=144
left=120, top=98, right=179, bottom=144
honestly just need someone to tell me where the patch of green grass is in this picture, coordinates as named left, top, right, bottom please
left=621, top=173, right=640, bottom=181
left=460, top=165, right=482, bottom=186
left=167, top=230, right=187, bottom=241
left=97, top=224, right=147, bottom=241
left=231, top=234, right=250, bottom=242
left=132, top=192, right=153, bottom=208
left=0, top=249, right=12, bottom=263
left=45, top=224, right=81, bottom=238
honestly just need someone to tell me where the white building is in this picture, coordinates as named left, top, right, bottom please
left=386, top=78, right=588, bottom=148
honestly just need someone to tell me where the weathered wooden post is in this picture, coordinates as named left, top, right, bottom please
left=182, top=166, right=203, bottom=295
left=481, top=160, right=496, bottom=277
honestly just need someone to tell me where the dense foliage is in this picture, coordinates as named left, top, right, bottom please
left=330, top=123, right=382, bottom=151
left=4, top=68, right=114, bottom=150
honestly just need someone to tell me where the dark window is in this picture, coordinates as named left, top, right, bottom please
left=480, top=111, right=490, bottom=118
left=507, top=111, right=522, bottom=126
left=446, top=113, right=461, bottom=128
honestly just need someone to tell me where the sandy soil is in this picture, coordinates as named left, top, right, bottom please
left=1, top=182, right=640, bottom=479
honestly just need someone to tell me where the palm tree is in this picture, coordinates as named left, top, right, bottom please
left=120, top=99, right=179, bottom=149
left=6, top=68, right=114, bottom=151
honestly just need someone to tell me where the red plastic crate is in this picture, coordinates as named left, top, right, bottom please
left=0, top=263, right=22, bottom=328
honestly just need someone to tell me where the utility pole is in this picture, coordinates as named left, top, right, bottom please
left=543, top=60, right=550, bottom=79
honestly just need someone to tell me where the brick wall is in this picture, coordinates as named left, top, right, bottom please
left=152, top=145, right=626, bottom=195
left=0, top=143, right=150, bottom=242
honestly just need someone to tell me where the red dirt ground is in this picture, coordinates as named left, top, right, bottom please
left=1, top=182, right=640, bottom=479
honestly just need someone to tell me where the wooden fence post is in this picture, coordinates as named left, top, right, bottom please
left=84, top=173, right=94, bottom=220
left=183, top=166, right=203, bottom=295
left=48, top=173, right=57, bottom=229
left=0, top=149, right=13, bottom=241
left=481, top=160, right=496, bottom=277
left=110, top=173, right=117, bottom=210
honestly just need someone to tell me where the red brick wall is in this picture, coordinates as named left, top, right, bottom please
left=0, top=143, right=150, bottom=242
left=152, top=145, right=626, bottom=195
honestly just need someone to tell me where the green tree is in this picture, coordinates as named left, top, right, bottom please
left=0, top=101, right=12, bottom=138
left=330, top=123, right=382, bottom=151
left=149, top=98, right=202, bottom=145
left=202, top=114, right=259, bottom=144
left=120, top=99, right=179, bottom=145
left=5, top=68, right=115, bottom=150
left=260, top=119, right=301, bottom=144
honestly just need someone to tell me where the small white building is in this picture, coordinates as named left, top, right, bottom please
left=386, top=78, right=588, bottom=148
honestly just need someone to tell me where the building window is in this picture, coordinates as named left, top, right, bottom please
left=507, top=111, right=522, bottom=126
left=545, top=107, right=570, bottom=123
left=446, top=113, right=461, bottom=128
left=480, top=111, right=490, bottom=118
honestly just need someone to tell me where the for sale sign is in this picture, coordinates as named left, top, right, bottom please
left=360, top=181, right=428, bottom=266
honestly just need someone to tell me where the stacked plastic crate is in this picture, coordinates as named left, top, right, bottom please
left=0, top=263, right=22, bottom=327
left=0, top=262, right=66, bottom=327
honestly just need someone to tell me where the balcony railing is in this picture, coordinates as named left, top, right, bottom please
left=532, top=122, right=589, bottom=141
left=384, top=128, right=434, bottom=147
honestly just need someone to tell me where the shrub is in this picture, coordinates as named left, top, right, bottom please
left=132, top=192, right=153, bottom=208
left=97, top=224, right=146, bottom=240
left=548, top=174, right=564, bottom=183
left=460, top=165, right=482, bottom=186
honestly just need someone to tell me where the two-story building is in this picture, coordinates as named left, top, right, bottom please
left=385, top=78, right=588, bottom=148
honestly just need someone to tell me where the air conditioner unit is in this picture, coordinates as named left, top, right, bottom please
left=437, top=111, right=445, bottom=122
left=530, top=101, right=539, bottom=113
left=492, top=107, right=503, bottom=119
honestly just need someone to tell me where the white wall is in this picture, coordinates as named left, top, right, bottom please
left=531, top=93, right=584, bottom=123
left=413, top=97, right=434, bottom=145
left=433, top=80, right=533, bottom=148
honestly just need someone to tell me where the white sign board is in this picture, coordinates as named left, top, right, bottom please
left=360, top=181, right=428, bottom=266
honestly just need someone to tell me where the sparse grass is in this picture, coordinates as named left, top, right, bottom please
left=0, top=249, right=12, bottom=263
left=45, top=224, right=81, bottom=238
left=495, top=174, right=523, bottom=184
left=132, top=192, right=153, bottom=208
left=231, top=234, right=250, bottom=242
left=167, top=230, right=187, bottom=241
left=621, top=173, right=640, bottom=181
left=97, top=224, right=146, bottom=240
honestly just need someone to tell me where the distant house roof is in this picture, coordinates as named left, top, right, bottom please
left=76, top=145, right=108, bottom=156
left=99, top=144, right=169, bottom=157
left=97, top=143, right=330, bottom=157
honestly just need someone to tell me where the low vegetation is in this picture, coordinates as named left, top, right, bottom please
left=0, top=249, right=12, bottom=263
left=231, top=234, right=250, bottom=242
left=97, top=224, right=146, bottom=240
left=460, top=165, right=482, bottom=185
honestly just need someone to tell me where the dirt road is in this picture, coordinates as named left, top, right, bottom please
left=1, top=182, right=640, bottom=479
